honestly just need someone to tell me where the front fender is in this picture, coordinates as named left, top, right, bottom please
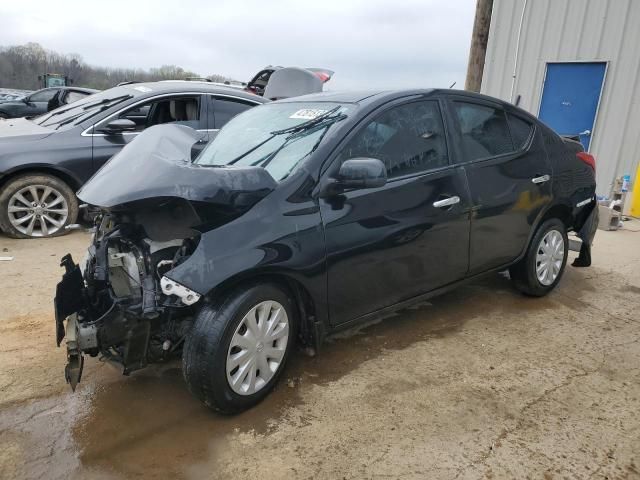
left=164, top=192, right=327, bottom=318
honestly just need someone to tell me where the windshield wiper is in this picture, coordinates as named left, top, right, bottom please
left=55, top=112, right=88, bottom=130
left=216, top=106, right=347, bottom=167
left=40, top=94, right=134, bottom=128
left=81, top=94, right=132, bottom=111
left=62, top=96, right=134, bottom=128
left=226, top=134, right=277, bottom=165
left=38, top=104, right=77, bottom=121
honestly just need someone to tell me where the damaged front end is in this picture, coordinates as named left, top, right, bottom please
left=53, top=124, right=277, bottom=390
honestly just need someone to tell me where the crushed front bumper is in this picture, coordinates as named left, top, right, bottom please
left=54, top=254, right=85, bottom=347
left=54, top=254, right=87, bottom=390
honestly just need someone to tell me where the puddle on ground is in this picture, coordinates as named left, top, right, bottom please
left=1, top=271, right=586, bottom=480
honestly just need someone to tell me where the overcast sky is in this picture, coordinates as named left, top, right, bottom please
left=1, top=0, right=476, bottom=90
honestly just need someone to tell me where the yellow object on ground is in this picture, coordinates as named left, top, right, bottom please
left=631, top=164, right=640, bottom=218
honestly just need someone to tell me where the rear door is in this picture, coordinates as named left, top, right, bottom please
left=446, top=96, right=552, bottom=273
left=321, top=98, right=471, bottom=325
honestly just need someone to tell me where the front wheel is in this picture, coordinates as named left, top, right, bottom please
left=510, top=219, right=569, bottom=296
left=0, top=174, right=78, bottom=238
left=182, top=283, right=296, bottom=414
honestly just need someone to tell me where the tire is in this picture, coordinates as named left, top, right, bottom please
left=0, top=113, right=8, bottom=119
left=0, top=174, right=78, bottom=238
left=509, top=218, right=569, bottom=297
left=182, top=283, right=296, bottom=414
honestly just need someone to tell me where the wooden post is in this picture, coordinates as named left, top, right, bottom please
left=465, top=0, right=493, bottom=92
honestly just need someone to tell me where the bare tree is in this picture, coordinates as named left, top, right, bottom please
left=0, top=43, right=237, bottom=90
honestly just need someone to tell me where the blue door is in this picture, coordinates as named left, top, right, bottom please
left=538, top=62, right=606, bottom=150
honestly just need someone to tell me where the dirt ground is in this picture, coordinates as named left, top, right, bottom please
left=0, top=221, right=639, bottom=480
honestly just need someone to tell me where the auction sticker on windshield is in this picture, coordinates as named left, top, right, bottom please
left=290, top=109, right=328, bottom=120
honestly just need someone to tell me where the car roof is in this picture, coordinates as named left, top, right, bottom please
left=277, top=89, right=438, bottom=105
left=277, top=88, right=534, bottom=118
left=279, top=88, right=524, bottom=105
left=66, top=87, right=100, bottom=94
left=30, top=86, right=99, bottom=94
left=120, top=81, right=267, bottom=102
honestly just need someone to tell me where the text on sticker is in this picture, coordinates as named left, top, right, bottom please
left=290, top=109, right=328, bottom=120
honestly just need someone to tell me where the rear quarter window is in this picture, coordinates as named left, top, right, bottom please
left=507, top=113, right=534, bottom=149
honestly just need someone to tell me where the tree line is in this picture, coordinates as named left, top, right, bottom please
left=0, top=42, right=235, bottom=91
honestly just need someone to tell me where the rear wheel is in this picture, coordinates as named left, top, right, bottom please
left=510, top=219, right=568, bottom=296
left=182, top=283, right=296, bottom=414
left=0, top=174, right=78, bottom=238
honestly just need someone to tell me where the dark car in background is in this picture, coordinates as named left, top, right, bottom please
left=54, top=89, right=598, bottom=413
left=0, top=90, right=33, bottom=103
left=0, top=81, right=266, bottom=237
left=0, top=87, right=98, bottom=119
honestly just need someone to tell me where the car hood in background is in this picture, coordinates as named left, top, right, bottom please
left=77, top=124, right=277, bottom=213
left=0, top=117, right=54, bottom=142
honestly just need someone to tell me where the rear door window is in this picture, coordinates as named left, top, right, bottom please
left=213, top=97, right=257, bottom=129
left=452, top=102, right=514, bottom=161
left=338, top=100, right=449, bottom=179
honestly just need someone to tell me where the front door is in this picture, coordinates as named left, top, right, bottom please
left=90, top=94, right=208, bottom=173
left=538, top=62, right=606, bottom=151
left=320, top=99, right=471, bottom=326
left=20, top=89, right=59, bottom=117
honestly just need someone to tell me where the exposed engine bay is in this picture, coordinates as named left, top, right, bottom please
left=54, top=124, right=278, bottom=390
left=56, top=212, right=202, bottom=390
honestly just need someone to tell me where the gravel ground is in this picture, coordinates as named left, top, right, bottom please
left=0, top=221, right=639, bottom=480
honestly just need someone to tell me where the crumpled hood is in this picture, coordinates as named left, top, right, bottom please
left=0, top=117, right=54, bottom=142
left=77, top=124, right=278, bottom=212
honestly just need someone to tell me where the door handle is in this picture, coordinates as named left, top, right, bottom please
left=579, top=129, right=591, bottom=136
left=531, top=174, right=551, bottom=184
left=433, top=196, right=460, bottom=208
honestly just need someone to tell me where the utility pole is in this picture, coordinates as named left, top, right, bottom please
left=465, top=0, right=493, bottom=92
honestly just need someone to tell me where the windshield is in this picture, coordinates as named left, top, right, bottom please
left=31, top=86, right=142, bottom=130
left=195, top=102, right=352, bottom=181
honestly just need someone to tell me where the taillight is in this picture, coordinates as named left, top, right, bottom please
left=577, top=152, right=595, bottom=171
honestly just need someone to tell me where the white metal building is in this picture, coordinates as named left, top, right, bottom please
left=481, top=0, right=640, bottom=197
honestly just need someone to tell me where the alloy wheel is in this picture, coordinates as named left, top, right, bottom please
left=535, top=229, right=565, bottom=286
left=226, top=300, right=289, bottom=395
left=7, top=184, right=69, bottom=237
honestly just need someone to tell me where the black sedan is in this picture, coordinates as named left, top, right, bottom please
left=55, top=89, right=598, bottom=412
left=0, top=82, right=266, bottom=238
left=0, top=87, right=98, bottom=119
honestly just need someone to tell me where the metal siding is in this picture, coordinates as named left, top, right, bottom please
left=482, top=0, right=640, bottom=196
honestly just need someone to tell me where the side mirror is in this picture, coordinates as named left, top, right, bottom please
left=191, top=137, right=209, bottom=160
left=98, top=118, right=137, bottom=134
left=320, top=158, right=387, bottom=198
